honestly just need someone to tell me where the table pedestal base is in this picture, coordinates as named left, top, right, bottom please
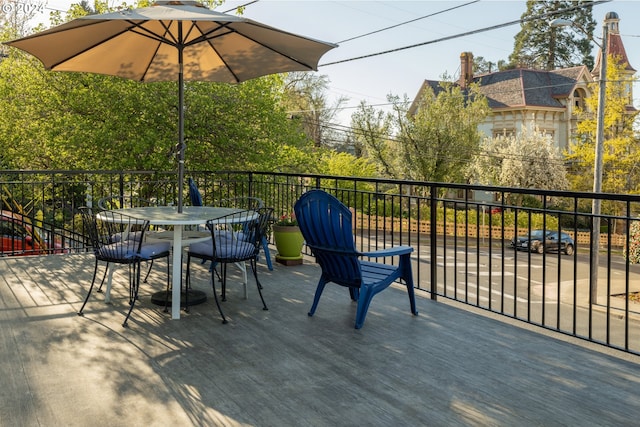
left=150, top=290, right=207, bottom=307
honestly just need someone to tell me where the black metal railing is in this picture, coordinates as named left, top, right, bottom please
left=2, top=169, right=640, bottom=354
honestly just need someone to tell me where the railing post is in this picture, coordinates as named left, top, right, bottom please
left=119, top=173, right=125, bottom=202
left=430, top=184, right=437, bottom=300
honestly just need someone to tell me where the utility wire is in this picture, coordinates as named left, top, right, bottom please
left=337, top=0, right=480, bottom=44
left=221, top=0, right=260, bottom=14
left=320, top=0, right=611, bottom=67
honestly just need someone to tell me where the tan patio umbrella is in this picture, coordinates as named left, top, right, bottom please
left=5, top=0, right=336, bottom=211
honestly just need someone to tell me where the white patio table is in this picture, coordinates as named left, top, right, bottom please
left=97, top=206, right=255, bottom=319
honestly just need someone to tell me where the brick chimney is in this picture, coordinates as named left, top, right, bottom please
left=459, top=52, right=474, bottom=88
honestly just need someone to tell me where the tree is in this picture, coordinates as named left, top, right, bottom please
left=350, top=101, right=399, bottom=178
left=509, top=0, right=596, bottom=70
left=473, top=56, right=497, bottom=74
left=0, top=0, right=46, bottom=39
left=0, top=40, right=315, bottom=173
left=282, top=71, right=347, bottom=148
left=566, top=57, right=640, bottom=195
left=470, top=125, right=569, bottom=191
left=352, top=81, right=490, bottom=183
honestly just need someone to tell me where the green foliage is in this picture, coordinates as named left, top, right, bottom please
left=0, top=46, right=314, bottom=173
left=402, top=81, right=490, bottom=183
left=282, top=72, right=348, bottom=148
left=318, top=151, right=377, bottom=178
left=0, top=1, right=316, bottom=174
left=352, top=81, right=489, bottom=183
left=410, top=203, right=558, bottom=231
left=624, top=221, right=640, bottom=263
left=350, top=101, right=397, bottom=177
left=509, top=0, right=595, bottom=70
left=567, top=57, right=640, bottom=195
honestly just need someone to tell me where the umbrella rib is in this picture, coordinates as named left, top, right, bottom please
left=192, top=22, right=318, bottom=70
left=44, top=25, right=132, bottom=70
left=126, top=19, right=179, bottom=47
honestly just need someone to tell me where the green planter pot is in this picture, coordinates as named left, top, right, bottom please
left=273, top=225, right=304, bottom=265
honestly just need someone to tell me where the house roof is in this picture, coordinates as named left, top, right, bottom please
left=592, top=32, right=637, bottom=78
left=412, top=66, right=590, bottom=112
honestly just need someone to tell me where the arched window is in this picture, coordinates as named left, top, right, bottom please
left=573, top=89, right=587, bottom=109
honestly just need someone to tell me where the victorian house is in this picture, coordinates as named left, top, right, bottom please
left=410, top=12, right=635, bottom=153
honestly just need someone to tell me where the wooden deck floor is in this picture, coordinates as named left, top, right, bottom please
left=2, top=253, right=640, bottom=426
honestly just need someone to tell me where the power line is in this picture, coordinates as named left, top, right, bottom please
left=221, top=0, right=260, bottom=14
left=320, top=0, right=611, bottom=67
left=337, top=0, right=480, bottom=44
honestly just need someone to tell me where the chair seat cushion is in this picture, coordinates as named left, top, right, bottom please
left=217, top=241, right=255, bottom=260
left=189, top=238, right=216, bottom=257
left=139, top=241, right=171, bottom=260
left=97, top=242, right=139, bottom=261
left=109, top=230, right=144, bottom=243
left=189, top=238, right=255, bottom=260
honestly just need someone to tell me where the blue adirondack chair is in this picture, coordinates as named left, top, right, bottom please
left=294, top=189, right=418, bottom=329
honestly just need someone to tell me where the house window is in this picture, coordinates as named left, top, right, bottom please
left=493, top=128, right=515, bottom=138
left=573, top=89, right=586, bottom=109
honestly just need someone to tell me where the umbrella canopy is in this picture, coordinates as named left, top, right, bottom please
left=5, top=0, right=336, bottom=210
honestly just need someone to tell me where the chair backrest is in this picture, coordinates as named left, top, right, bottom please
left=218, top=197, right=264, bottom=211
left=294, top=190, right=362, bottom=288
left=97, top=195, right=156, bottom=211
left=247, top=207, right=273, bottom=246
left=79, top=206, right=148, bottom=263
left=206, top=207, right=273, bottom=263
left=188, top=177, right=203, bottom=206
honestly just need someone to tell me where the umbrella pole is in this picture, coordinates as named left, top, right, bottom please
left=177, top=26, right=185, bottom=213
left=177, top=70, right=185, bottom=213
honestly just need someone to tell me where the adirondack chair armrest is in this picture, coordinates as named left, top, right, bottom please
left=360, top=245, right=413, bottom=258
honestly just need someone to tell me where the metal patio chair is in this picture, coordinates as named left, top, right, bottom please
left=185, top=208, right=272, bottom=324
left=78, top=207, right=171, bottom=326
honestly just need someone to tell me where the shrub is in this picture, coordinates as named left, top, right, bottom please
left=624, top=221, right=640, bottom=263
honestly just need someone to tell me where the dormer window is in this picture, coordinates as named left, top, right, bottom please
left=573, top=89, right=587, bottom=109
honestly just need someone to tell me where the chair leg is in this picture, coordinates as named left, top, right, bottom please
left=184, top=254, right=192, bottom=313
left=308, top=278, right=328, bottom=317
left=143, top=259, right=154, bottom=283
left=96, top=262, right=109, bottom=293
left=250, top=259, right=268, bottom=311
left=210, top=265, right=227, bottom=324
left=261, top=237, right=273, bottom=271
left=400, top=255, right=419, bottom=316
left=354, top=285, right=374, bottom=329
left=122, top=261, right=141, bottom=327
left=128, top=264, right=136, bottom=304
left=221, top=263, right=228, bottom=301
left=78, top=259, right=100, bottom=316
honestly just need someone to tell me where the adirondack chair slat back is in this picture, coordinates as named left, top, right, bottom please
left=295, top=190, right=362, bottom=288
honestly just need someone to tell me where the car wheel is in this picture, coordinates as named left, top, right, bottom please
left=536, top=244, right=544, bottom=254
left=564, top=244, right=574, bottom=256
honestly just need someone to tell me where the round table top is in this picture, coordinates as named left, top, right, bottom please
left=101, top=206, right=249, bottom=226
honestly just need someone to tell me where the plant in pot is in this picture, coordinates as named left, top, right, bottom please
left=273, top=213, right=304, bottom=265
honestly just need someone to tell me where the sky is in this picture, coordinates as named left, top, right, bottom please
left=21, top=0, right=640, bottom=125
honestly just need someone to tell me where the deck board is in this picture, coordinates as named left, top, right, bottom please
left=1, top=253, right=640, bottom=426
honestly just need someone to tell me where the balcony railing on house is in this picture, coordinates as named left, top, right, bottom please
left=2, top=169, right=640, bottom=355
